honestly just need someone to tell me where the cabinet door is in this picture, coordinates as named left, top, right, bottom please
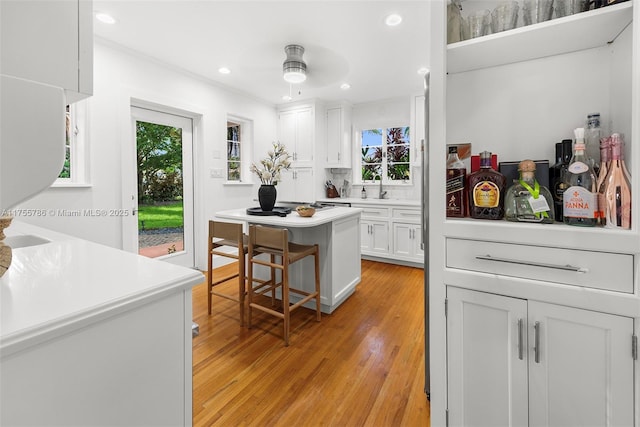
left=278, top=111, right=296, bottom=156
left=393, top=223, right=413, bottom=257
left=370, top=221, right=389, bottom=254
left=293, top=167, right=314, bottom=202
left=413, top=225, right=424, bottom=258
left=276, top=169, right=296, bottom=203
left=447, top=287, right=529, bottom=427
left=326, top=107, right=342, bottom=166
left=360, top=220, right=372, bottom=252
left=294, top=108, right=314, bottom=167
left=528, top=301, right=634, bottom=427
left=1, top=0, right=78, bottom=92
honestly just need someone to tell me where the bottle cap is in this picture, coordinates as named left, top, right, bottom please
left=448, top=146, right=458, bottom=154
left=518, top=159, right=536, bottom=172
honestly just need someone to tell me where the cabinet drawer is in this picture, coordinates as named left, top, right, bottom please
left=392, top=208, right=421, bottom=222
left=446, top=239, right=633, bottom=293
left=353, top=206, right=389, bottom=219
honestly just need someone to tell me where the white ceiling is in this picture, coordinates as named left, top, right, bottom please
left=92, top=0, right=430, bottom=106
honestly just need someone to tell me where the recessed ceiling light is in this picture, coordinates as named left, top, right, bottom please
left=385, top=14, right=402, bottom=26
left=218, top=67, right=231, bottom=75
left=340, top=83, right=351, bottom=90
left=282, top=95, right=292, bottom=101
left=417, top=67, right=429, bottom=76
left=95, top=12, right=116, bottom=24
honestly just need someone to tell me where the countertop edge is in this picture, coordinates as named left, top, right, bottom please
left=0, top=272, right=203, bottom=357
left=215, top=207, right=362, bottom=228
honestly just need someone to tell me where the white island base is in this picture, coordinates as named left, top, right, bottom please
left=215, top=207, right=361, bottom=314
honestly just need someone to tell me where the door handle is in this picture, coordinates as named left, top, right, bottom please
left=517, top=318, right=524, bottom=360
left=534, top=321, right=541, bottom=363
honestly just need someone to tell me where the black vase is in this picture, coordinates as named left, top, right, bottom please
left=258, top=184, right=277, bottom=211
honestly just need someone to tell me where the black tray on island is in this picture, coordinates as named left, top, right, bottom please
left=246, top=207, right=291, bottom=217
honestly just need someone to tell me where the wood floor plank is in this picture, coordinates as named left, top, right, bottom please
left=192, top=260, right=431, bottom=426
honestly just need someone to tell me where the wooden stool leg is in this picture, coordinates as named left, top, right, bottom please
left=314, top=247, right=321, bottom=321
left=207, top=253, right=213, bottom=315
left=247, top=253, right=254, bottom=329
left=270, top=254, right=277, bottom=307
left=283, top=264, right=290, bottom=346
left=239, top=253, right=246, bottom=327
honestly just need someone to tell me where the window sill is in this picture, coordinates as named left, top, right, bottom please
left=51, top=181, right=93, bottom=189
left=223, top=181, right=254, bottom=186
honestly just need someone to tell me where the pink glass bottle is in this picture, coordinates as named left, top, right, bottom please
left=595, top=137, right=611, bottom=225
left=604, top=133, right=631, bottom=229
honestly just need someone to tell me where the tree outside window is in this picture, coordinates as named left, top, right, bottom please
left=361, top=126, right=410, bottom=182
left=227, top=121, right=241, bottom=181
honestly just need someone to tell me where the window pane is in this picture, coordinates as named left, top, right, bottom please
left=227, top=141, right=240, bottom=159
left=228, top=161, right=240, bottom=180
left=388, top=162, right=410, bottom=180
left=362, top=164, right=381, bottom=181
left=386, top=127, right=409, bottom=145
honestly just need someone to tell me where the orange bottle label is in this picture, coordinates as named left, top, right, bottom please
left=472, top=181, right=500, bottom=208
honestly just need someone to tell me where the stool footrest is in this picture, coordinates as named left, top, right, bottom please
left=210, top=291, right=241, bottom=303
left=211, top=272, right=240, bottom=286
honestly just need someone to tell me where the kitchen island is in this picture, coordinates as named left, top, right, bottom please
left=1, top=221, right=203, bottom=426
left=215, top=206, right=361, bottom=314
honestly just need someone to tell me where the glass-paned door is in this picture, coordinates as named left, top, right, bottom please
left=125, top=106, right=194, bottom=268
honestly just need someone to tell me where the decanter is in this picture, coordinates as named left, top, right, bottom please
left=505, top=160, right=555, bottom=223
left=468, top=151, right=506, bottom=220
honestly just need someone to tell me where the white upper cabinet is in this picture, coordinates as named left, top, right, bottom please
left=0, top=0, right=93, bottom=102
left=325, top=103, right=352, bottom=168
left=278, top=106, right=315, bottom=168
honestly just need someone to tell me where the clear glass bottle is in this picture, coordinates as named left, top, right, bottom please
left=505, top=160, right=555, bottom=223
left=595, top=136, right=612, bottom=225
left=468, top=151, right=506, bottom=220
left=585, top=113, right=601, bottom=176
left=604, top=133, right=631, bottom=229
left=549, top=139, right=572, bottom=222
left=446, top=146, right=467, bottom=218
left=361, top=186, right=367, bottom=199
left=563, top=128, right=598, bottom=226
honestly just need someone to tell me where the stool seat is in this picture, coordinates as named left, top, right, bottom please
left=247, top=224, right=321, bottom=346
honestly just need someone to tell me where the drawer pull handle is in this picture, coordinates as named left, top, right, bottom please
left=475, top=255, right=589, bottom=273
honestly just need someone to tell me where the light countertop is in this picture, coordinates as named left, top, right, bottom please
left=0, top=221, right=203, bottom=355
left=215, top=206, right=361, bottom=227
left=317, top=197, right=421, bottom=207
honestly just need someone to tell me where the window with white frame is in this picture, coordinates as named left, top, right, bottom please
left=56, top=99, right=89, bottom=185
left=226, top=115, right=252, bottom=183
left=360, top=126, right=411, bottom=183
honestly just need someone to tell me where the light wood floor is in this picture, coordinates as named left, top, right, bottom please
left=192, top=260, right=430, bottom=426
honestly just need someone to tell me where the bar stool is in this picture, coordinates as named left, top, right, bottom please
left=207, top=220, right=248, bottom=326
left=247, top=224, right=321, bottom=346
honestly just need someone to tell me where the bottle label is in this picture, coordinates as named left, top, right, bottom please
left=472, top=180, right=500, bottom=208
left=446, top=169, right=466, bottom=217
left=568, top=161, right=589, bottom=174
left=563, top=186, right=596, bottom=219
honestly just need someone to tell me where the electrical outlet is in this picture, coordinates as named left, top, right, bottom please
left=210, top=168, right=224, bottom=178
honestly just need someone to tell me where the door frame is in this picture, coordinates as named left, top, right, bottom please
left=122, top=100, right=201, bottom=268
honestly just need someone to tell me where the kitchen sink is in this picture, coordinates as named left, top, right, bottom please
left=4, top=234, right=51, bottom=249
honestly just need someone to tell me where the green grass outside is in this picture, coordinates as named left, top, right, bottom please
left=138, top=201, right=184, bottom=230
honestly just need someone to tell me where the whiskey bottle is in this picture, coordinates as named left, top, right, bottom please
left=563, top=128, right=597, bottom=226
left=446, top=146, right=467, bottom=218
left=468, top=151, right=506, bottom=220
left=604, top=133, right=631, bottom=229
left=549, top=139, right=572, bottom=221
left=505, top=160, right=554, bottom=223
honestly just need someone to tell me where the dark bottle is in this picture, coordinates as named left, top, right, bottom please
left=446, top=146, right=467, bottom=218
left=468, top=151, right=506, bottom=220
left=549, top=139, right=572, bottom=221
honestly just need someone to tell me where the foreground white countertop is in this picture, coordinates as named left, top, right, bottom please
left=317, top=197, right=421, bottom=207
left=215, top=206, right=361, bottom=227
left=0, top=221, right=203, bottom=355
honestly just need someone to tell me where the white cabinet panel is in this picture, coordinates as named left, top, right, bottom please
left=325, top=105, right=352, bottom=168
left=447, top=287, right=529, bottom=427
left=278, top=107, right=314, bottom=168
left=393, top=223, right=423, bottom=262
left=277, top=167, right=314, bottom=203
left=528, top=301, right=634, bottom=427
left=361, top=220, right=389, bottom=255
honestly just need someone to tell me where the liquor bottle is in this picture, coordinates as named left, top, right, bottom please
left=361, top=186, right=367, bottom=199
left=595, top=136, right=612, bottom=225
left=505, top=160, right=555, bottom=223
left=585, top=113, right=601, bottom=176
left=604, top=133, right=631, bottom=229
left=549, top=139, right=572, bottom=221
left=468, top=151, right=506, bottom=220
left=563, top=128, right=597, bottom=226
left=446, top=146, right=467, bottom=218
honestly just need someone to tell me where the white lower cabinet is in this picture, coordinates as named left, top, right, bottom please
left=392, top=222, right=423, bottom=261
left=447, top=286, right=635, bottom=427
left=360, top=220, right=389, bottom=255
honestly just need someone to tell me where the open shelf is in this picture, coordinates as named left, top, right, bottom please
left=447, top=2, right=632, bottom=74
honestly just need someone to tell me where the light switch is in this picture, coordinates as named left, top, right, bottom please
left=212, top=150, right=221, bottom=159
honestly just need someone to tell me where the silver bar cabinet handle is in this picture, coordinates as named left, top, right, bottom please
left=518, top=318, right=524, bottom=360
left=476, top=254, right=589, bottom=273
left=534, top=321, right=541, bottom=363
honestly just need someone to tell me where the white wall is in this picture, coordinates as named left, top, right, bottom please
left=18, top=40, right=277, bottom=270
